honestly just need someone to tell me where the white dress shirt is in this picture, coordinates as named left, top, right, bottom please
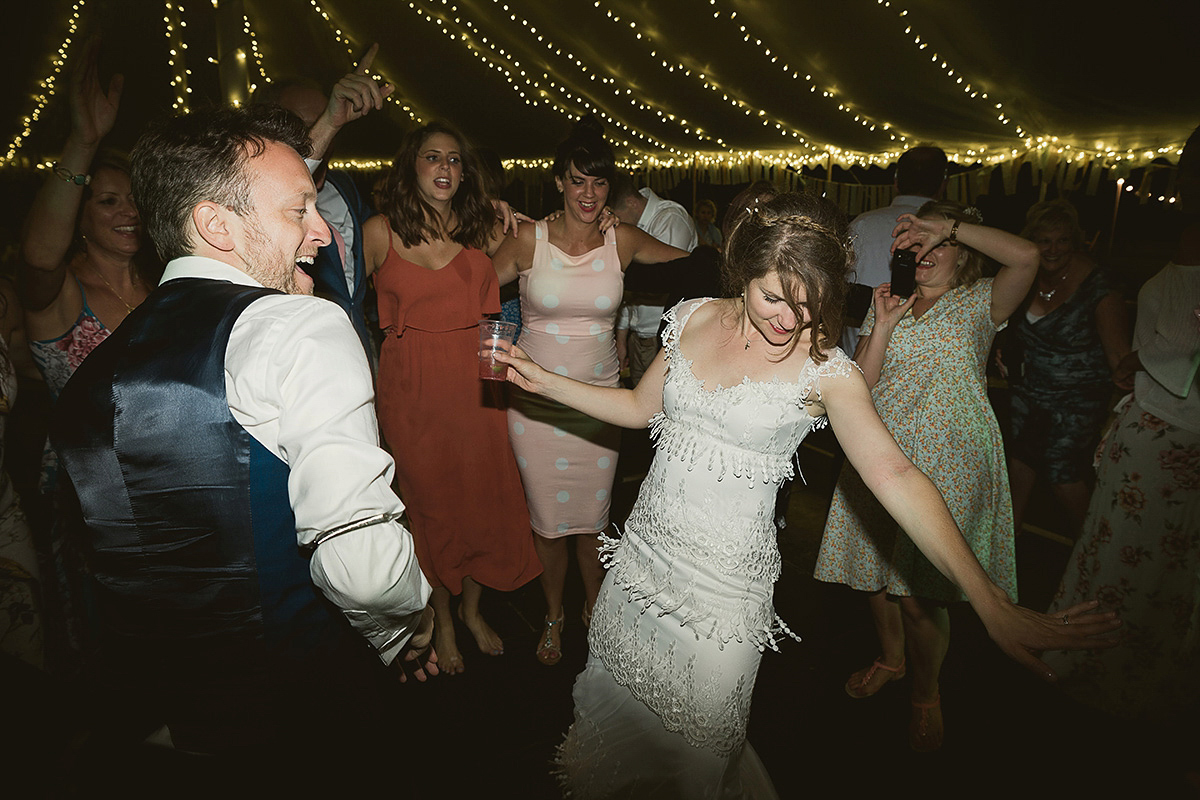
left=1132, top=262, right=1200, bottom=433
left=306, top=158, right=357, bottom=295
left=841, top=194, right=930, bottom=355
left=618, top=187, right=698, bottom=336
left=160, top=257, right=431, bottom=663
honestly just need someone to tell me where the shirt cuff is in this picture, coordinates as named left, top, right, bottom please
left=309, top=522, right=432, bottom=665
left=343, top=606, right=429, bottom=664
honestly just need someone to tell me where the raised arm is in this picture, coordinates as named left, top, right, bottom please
left=819, top=368, right=1120, bottom=677
left=891, top=214, right=1039, bottom=326
left=306, top=44, right=393, bottom=162
left=851, top=284, right=916, bottom=389
left=20, top=38, right=121, bottom=311
left=617, top=224, right=690, bottom=269
left=495, top=342, right=666, bottom=429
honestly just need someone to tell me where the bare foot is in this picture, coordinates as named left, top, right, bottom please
left=435, top=618, right=464, bottom=675
left=458, top=605, right=504, bottom=656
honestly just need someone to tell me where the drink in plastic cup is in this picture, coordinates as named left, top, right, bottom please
left=478, top=319, right=518, bottom=380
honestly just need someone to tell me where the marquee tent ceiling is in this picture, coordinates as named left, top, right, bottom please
left=4, top=0, right=1195, bottom=173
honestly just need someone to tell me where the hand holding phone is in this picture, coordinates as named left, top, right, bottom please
left=890, top=249, right=917, bottom=297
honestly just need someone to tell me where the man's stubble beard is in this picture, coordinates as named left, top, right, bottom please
left=241, top=215, right=306, bottom=295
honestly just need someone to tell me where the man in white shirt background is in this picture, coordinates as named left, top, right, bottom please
left=251, top=46, right=388, bottom=368
left=610, top=172, right=698, bottom=386
left=841, top=145, right=947, bottom=355
left=52, top=104, right=434, bottom=771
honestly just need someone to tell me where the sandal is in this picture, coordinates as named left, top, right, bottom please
left=536, top=616, right=564, bottom=666
left=844, top=657, right=906, bottom=699
left=909, top=695, right=943, bottom=752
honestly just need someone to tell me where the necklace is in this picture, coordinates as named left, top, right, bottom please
left=1036, top=259, right=1072, bottom=302
left=89, top=263, right=138, bottom=314
left=740, top=296, right=753, bottom=349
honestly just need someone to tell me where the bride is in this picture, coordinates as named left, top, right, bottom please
left=496, top=192, right=1118, bottom=799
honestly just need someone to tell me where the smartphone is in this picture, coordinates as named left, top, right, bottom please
left=890, top=249, right=917, bottom=297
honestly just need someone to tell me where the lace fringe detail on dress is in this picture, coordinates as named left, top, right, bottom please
left=597, top=528, right=800, bottom=653
left=648, top=411, right=799, bottom=486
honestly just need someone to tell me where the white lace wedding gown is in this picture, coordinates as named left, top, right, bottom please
left=556, top=299, right=856, bottom=799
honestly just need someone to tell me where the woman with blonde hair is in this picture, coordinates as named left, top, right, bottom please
left=1001, top=198, right=1129, bottom=536
left=816, top=200, right=1041, bottom=751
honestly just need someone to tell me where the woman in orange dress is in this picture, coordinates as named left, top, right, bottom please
left=362, top=122, right=539, bottom=674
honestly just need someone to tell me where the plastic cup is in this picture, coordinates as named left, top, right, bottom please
left=478, top=319, right=518, bottom=380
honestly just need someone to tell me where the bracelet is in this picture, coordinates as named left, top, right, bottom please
left=51, top=162, right=91, bottom=186
left=947, top=219, right=960, bottom=246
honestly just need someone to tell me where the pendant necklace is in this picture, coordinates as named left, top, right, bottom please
left=741, top=297, right=753, bottom=349
left=89, top=263, right=138, bottom=314
left=1036, top=259, right=1072, bottom=302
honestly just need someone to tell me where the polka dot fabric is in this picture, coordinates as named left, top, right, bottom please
left=508, top=220, right=623, bottom=537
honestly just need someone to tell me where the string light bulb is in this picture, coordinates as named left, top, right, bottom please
left=3, top=0, right=87, bottom=164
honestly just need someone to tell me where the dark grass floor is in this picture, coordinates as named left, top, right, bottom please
left=4, top=426, right=1195, bottom=798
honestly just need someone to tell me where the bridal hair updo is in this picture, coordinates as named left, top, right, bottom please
left=723, top=191, right=854, bottom=363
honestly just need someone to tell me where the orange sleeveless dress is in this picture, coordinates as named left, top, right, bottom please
left=374, top=232, right=540, bottom=593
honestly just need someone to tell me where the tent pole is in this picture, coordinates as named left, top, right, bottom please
left=1109, top=177, right=1124, bottom=255
left=692, top=155, right=698, bottom=213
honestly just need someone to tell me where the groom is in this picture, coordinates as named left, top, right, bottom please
left=52, top=104, right=435, bottom=759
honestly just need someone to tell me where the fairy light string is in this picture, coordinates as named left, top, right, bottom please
left=403, top=0, right=693, bottom=161
left=591, top=0, right=910, bottom=162
left=482, top=0, right=728, bottom=151
left=164, top=1, right=191, bottom=113
left=2, top=0, right=1188, bottom=197
left=304, top=0, right=424, bottom=122
left=3, top=0, right=87, bottom=165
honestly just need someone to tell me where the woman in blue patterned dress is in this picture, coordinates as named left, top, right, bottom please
left=1001, top=199, right=1129, bottom=537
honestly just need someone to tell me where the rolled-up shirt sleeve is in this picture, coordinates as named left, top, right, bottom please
left=226, top=292, right=431, bottom=664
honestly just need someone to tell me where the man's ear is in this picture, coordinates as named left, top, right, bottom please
left=192, top=202, right=236, bottom=252
left=554, top=175, right=564, bottom=193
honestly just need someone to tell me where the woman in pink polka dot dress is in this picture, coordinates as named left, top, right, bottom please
left=492, top=116, right=688, bottom=665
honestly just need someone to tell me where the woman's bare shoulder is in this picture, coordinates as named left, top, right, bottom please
left=673, top=297, right=732, bottom=346
left=362, top=213, right=391, bottom=246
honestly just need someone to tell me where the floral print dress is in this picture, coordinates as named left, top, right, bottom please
left=28, top=278, right=112, bottom=673
left=815, top=279, right=1018, bottom=603
left=1044, top=263, right=1200, bottom=720
left=29, top=280, right=113, bottom=403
